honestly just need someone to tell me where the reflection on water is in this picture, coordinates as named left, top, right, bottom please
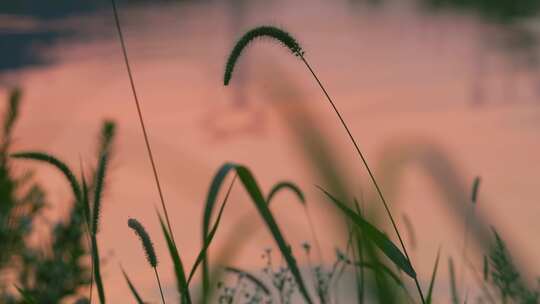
left=0, top=0, right=169, bottom=72
left=0, top=0, right=539, bottom=302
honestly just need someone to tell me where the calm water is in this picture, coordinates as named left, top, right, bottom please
left=1, top=0, right=540, bottom=302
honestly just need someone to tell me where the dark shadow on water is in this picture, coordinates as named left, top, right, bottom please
left=0, top=32, right=58, bottom=72
left=0, top=0, right=170, bottom=73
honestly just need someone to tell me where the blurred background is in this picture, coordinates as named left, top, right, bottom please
left=1, top=0, right=539, bottom=302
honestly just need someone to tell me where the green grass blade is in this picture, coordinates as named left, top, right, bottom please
left=187, top=177, right=233, bottom=285
left=266, top=181, right=305, bottom=205
left=224, top=266, right=272, bottom=297
left=158, top=212, right=191, bottom=304
left=200, top=164, right=312, bottom=303
left=80, top=170, right=91, bottom=232
left=317, top=186, right=416, bottom=279
left=11, top=152, right=82, bottom=202
left=235, top=165, right=313, bottom=304
left=201, top=163, right=237, bottom=296
left=426, top=248, right=442, bottom=304
left=80, top=168, right=94, bottom=303
left=120, top=267, right=145, bottom=304
left=91, top=235, right=106, bottom=304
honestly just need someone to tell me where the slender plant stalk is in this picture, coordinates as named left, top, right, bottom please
left=109, top=0, right=176, bottom=245
left=299, top=55, right=426, bottom=304
left=81, top=199, right=94, bottom=303
left=80, top=163, right=94, bottom=304
left=92, top=235, right=106, bottom=303
left=154, top=267, right=166, bottom=304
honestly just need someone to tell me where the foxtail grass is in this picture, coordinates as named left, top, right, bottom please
left=224, top=25, right=425, bottom=303
left=316, top=186, right=415, bottom=278
left=80, top=165, right=94, bottom=303
left=128, top=218, right=165, bottom=303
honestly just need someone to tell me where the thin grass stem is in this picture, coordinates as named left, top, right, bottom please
left=154, top=267, right=166, bottom=304
left=79, top=159, right=94, bottom=303
left=109, top=0, right=176, bottom=245
left=299, top=55, right=426, bottom=304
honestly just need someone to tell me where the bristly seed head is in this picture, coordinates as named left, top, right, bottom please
left=224, top=25, right=304, bottom=86
left=128, top=218, right=158, bottom=268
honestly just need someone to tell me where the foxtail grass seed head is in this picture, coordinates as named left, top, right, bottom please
left=4, top=88, right=21, bottom=139
left=224, top=25, right=304, bottom=85
left=92, top=152, right=109, bottom=235
left=99, top=120, right=116, bottom=155
left=128, top=218, right=158, bottom=268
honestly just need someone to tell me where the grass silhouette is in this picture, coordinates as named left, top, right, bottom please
left=3, top=7, right=540, bottom=303
left=224, top=25, right=425, bottom=303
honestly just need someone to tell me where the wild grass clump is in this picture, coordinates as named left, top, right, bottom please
left=0, top=89, right=89, bottom=303
left=128, top=218, right=158, bottom=268
left=12, top=118, right=117, bottom=304
left=224, top=24, right=425, bottom=303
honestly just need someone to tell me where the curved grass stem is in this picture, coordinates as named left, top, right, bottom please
left=109, top=0, right=176, bottom=246
left=299, top=55, right=426, bottom=304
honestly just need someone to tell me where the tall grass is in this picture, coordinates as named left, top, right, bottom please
left=224, top=25, right=425, bottom=303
